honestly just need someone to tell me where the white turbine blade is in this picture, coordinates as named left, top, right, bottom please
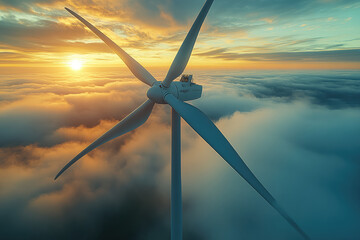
left=162, top=0, right=213, bottom=87
left=55, top=99, right=154, bottom=180
left=65, top=7, right=157, bottom=87
left=164, top=94, right=309, bottom=239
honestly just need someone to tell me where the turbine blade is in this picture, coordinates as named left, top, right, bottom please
left=164, top=94, right=309, bottom=239
left=161, top=0, right=213, bottom=87
left=55, top=99, right=154, bottom=180
left=65, top=7, right=157, bottom=87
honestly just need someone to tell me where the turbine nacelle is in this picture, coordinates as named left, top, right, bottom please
left=147, top=76, right=203, bottom=104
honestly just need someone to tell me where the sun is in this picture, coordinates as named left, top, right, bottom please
left=69, top=59, right=82, bottom=70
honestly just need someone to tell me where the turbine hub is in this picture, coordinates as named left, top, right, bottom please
left=147, top=82, right=167, bottom=104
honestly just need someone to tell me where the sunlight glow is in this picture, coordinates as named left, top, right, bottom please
left=69, top=59, right=82, bottom=70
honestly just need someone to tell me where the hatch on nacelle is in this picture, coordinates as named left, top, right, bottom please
left=174, top=74, right=202, bottom=101
left=180, top=74, right=193, bottom=83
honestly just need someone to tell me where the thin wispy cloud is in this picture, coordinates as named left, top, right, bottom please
left=195, top=48, right=360, bottom=62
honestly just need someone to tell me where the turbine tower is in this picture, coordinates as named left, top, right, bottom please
left=55, top=1, right=309, bottom=239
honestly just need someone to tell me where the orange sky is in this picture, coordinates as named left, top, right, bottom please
left=0, top=0, right=359, bottom=70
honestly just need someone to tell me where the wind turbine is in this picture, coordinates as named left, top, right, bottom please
left=55, top=1, right=309, bottom=239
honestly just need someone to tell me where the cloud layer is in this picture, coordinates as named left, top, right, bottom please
left=0, top=69, right=360, bottom=239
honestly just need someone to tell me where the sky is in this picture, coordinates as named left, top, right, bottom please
left=1, top=0, right=360, bottom=240
left=0, top=0, right=359, bottom=69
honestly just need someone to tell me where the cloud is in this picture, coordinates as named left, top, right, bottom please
left=0, top=71, right=150, bottom=147
left=196, top=48, right=360, bottom=62
left=1, top=69, right=360, bottom=239
left=0, top=99, right=173, bottom=239
left=189, top=71, right=360, bottom=121
left=181, top=103, right=360, bottom=240
left=0, top=14, right=111, bottom=53
left=0, top=0, right=58, bottom=11
left=0, top=3, right=216, bottom=67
